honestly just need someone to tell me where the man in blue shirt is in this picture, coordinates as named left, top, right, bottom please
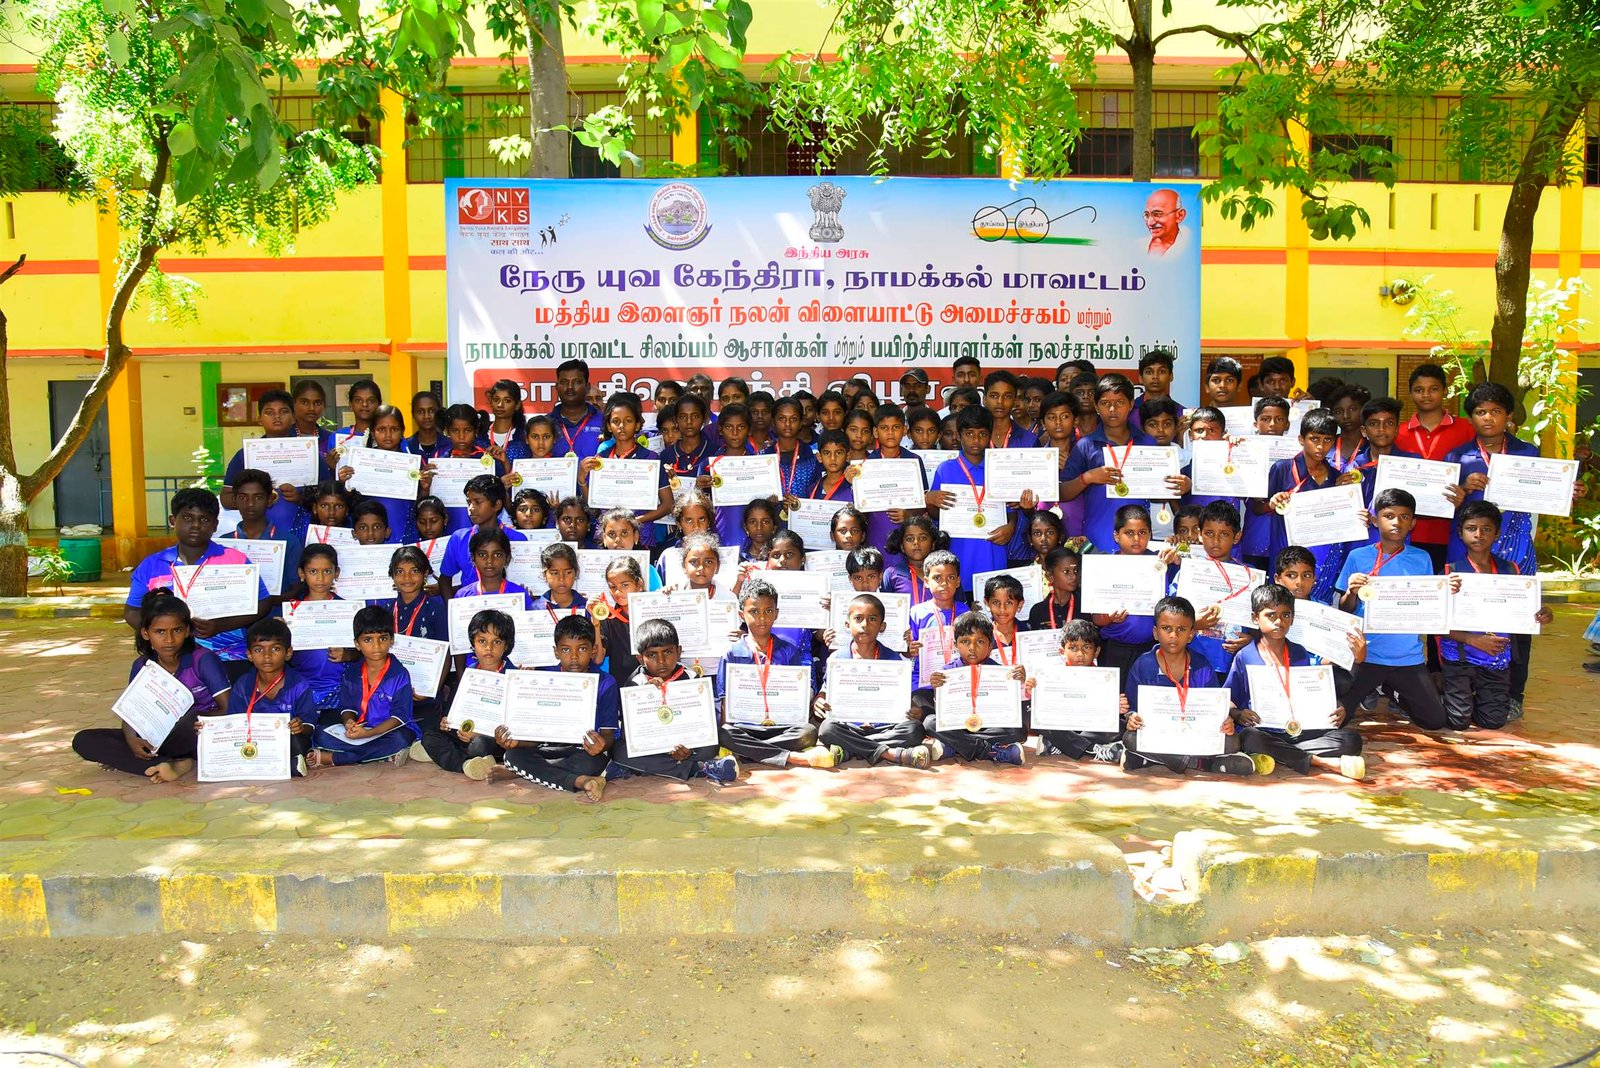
left=549, top=358, right=605, bottom=459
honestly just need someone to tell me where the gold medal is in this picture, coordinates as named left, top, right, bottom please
left=1274, top=499, right=1290, bottom=515
left=669, top=475, right=682, bottom=492
left=408, top=468, right=422, bottom=481
left=1349, top=469, right=1363, bottom=483
left=592, top=459, right=604, bottom=470
left=1155, top=505, right=1172, bottom=525
left=480, top=454, right=494, bottom=469
left=779, top=507, right=790, bottom=521
left=1285, top=719, right=1301, bottom=738
left=1222, top=463, right=1237, bottom=476
left=965, top=713, right=983, bottom=731
left=711, top=474, right=725, bottom=489
left=845, top=464, right=862, bottom=481
left=1175, top=541, right=1191, bottom=554
left=761, top=718, right=775, bottom=728
left=656, top=705, right=675, bottom=724
left=240, top=741, right=259, bottom=759
left=972, top=513, right=987, bottom=529
left=689, top=661, right=704, bottom=678
left=590, top=600, right=611, bottom=621
left=1113, top=481, right=1130, bottom=497
left=460, top=719, right=475, bottom=734
left=1357, top=584, right=1374, bottom=603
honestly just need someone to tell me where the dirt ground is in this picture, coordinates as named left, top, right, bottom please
left=0, top=927, right=1597, bottom=1067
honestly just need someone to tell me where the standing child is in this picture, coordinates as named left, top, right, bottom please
left=332, top=379, right=383, bottom=457
left=338, top=404, right=419, bottom=542
left=983, top=573, right=1029, bottom=670
left=1038, top=390, right=1085, bottom=540
left=511, top=487, right=551, bottom=532
left=884, top=514, right=947, bottom=605
left=1024, top=510, right=1065, bottom=569
left=482, top=378, right=528, bottom=464
left=592, top=508, right=663, bottom=591
left=1062, top=375, right=1186, bottom=555
left=1181, top=407, right=1244, bottom=519
left=708, top=401, right=759, bottom=548
left=284, top=544, right=354, bottom=712
left=770, top=397, right=821, bottom=517
left=864, top=403, right=923, bottom=559
left=1130, top=349, right=1184, bottom=436
left=715, top=579, right=838, bottom=769
left=493, top=615, right=617, bottom=801
left=503, top=414, right=558, bottom=499
left=350, top=501, right=393, bottom=547
left=1026, top=546, right=1086, bottom=631
left=290, top=379, right=337, bottom=472
left=404, top=390, right=450, bottom=460
left=605, top=620, right=739, bottom=785
left=1035, top=618, right=1127, bottom=763
left=306, top=481, right=352, bottom=539
left=221, top=389, right=307, bottom=536
left=437, top=474, right=528, bottom=598
left=907, top=406, right=943, bottom=453
left=1393, top=363, right=1475, bottom=570
left=216, top=618, right=319, bottom=777
left=661, top=393, right=715, bottom=499
left=1182, top=500, right=1250, bottom=677
left=1326, top=384, right=1371, bottom=475
left=738, top=498, right=781, bottom=563
left=74, top=590, right=231, bottom=781
left=413, top=496, right=450, bottom=555
left=815, top=593, right=931, bottom=767
left=1091, top=504, right=1162, bottom=686
left=905, top=548, right=971, bottom=690
left=553, top=495, right=594, bottom=549
left=829, top=505, right=868, bottom=553
left=308, top=605, right=421, bottom=767
left=219, top=467, right=301, bottom=603
left=1203, top=357, right=1243, bottom=408
left=579, top=391, right=672, bottom=547
left=437, top=403, right=492, bottom=530
left=1264, top=408, right=1346, bottom=601
left=843, top=409, right=875, bottom=462
left=529, top=541, right=587, bottom=613
left=1239, top=396, right=1292, bottom=570
left=982, top=370, right=1039, bottom=448
left=1337, top=397, right=1417, bottom=545
left=927, top=405, right=1019, bottom=595
left=921, top=611, right=1029, bottom=766
left=454, top=528, right=534, bottom=607
left=382, top=545, right=449, bottom=642
left=592, top=556, right=649, bottom=689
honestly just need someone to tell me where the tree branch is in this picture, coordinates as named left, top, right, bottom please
left=0, top=254, right=26, bottom=478
left=0, top=254, right=24, bottom=287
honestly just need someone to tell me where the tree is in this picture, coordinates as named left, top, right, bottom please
left=1203, top=0, right=1600, bottom=415
left=0, top=0, right=386, bottom=595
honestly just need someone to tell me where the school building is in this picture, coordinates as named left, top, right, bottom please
left=1, top=2, right=1598, bottom=568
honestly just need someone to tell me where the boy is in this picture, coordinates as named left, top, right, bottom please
left=424, top=608, right=516, bottom=779
left=1439, top=501, right=1552, bottom=731
left=926, top=406, right=1020, bottom=589
left=125, top=487, right=269, bottom=682
left=1338, top=396, right=1417, bottom=542
left=662, top=392, right=715, bottom=494
left=1393, top=363, right=1475, bottom=568
left=217, top=617, right=319, bottom=777
left=455, top=528, right=534, bottom=608
left=1181, top=500, right=1250, bottom=677
left=1122, top=596, right=1262, bottom=776
left=1038, top=389, right=1086, bottom=539
left=529, top=541, right=586, bottom=612
left=1068, top=373, right=1101, bottom=438
left=606, top=619, right=739, bottom=785
left=1264, top=408, right=1345, bottom=602
left=1335, top=488, right=1449, bottom=731
left=350, top=500, right=393, bottom=546
left=1035, top=618, right=1126, bottom=764
left=1271, top=545, right=1367, bottom=678
left=982, top=370, right=1038, bottom=448
left=746, top=390, right=776, bottom=448
left=906, top=549, right=970, bottom=688
left=549, top=358, right=605, bottom=459
left=865, top=402, right=925, bottom=557
left=1062, top=374, right=1188, bottom=555
left=1130, top=349, right=1184, bottom=435
left=1258, top=355, right=1299, bottom=401
left=308, top=604, right=420, bottom=766
left=493, top=615, right=617, bottom=801
left=907, top=406, right=943, bottom=452
left=437, top=474, right=528, bottom=598
left=1203, top=357, right=1243, bottom=408
left=1226, top=583, right=1366, bottom=779
left=843, top=545, right=886, bottom=593
left=219, top=467, right=301, bottom=602
left=983, top=573, right=1029, bottom=668
left=1139, top=396, right=1185, bottom=537
left=1056, top=358, right=1096, bottom=393
left=221, top=388, right=307, bottom=534
left=1239, top=395, right=1293, bottom=571
left=921, top=610, right=1028, bottom=765
left=816, top=593, right=931, bottom=767
left=715, top=579, right=837, bottom=769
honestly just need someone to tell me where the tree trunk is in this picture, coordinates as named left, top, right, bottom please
left=526, top=3, right=570, bottom=179
left=0, top=254, right=28, bottom=596
left=1488, top=87, right=1592, bottom=418
left=1124, top=0, right=1155, bottom=183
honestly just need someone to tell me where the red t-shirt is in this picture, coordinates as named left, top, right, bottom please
left=1393, top=412, right=1475, bottom=544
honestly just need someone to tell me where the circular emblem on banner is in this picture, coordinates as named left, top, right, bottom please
left=645, top=183, right=711, bottom=251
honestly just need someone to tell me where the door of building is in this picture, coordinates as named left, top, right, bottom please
left=48, top=379, right=111, bottom=528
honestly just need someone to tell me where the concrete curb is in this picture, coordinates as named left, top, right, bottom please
left=0, top=600, right=125, bottom=619
left=2, top=820, right=1594, bottom=944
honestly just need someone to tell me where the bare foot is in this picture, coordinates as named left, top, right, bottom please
left=576, top=776, right=606, bottom=804
left=305, top=750, right=335, bottom=772
left=483, top=763, right=515, bottom=783
left=144, top=759, right=192, bottom=783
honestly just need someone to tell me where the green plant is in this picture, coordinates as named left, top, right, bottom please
left=1551, top=513, right=1600, bottom=576
left=27, top=545, right=74, bottom=594
left=189, top=447, right=221, bottom=493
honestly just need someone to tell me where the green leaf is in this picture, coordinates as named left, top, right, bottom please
left=168, top=121, right=198, bottom=156
left=699, top=35, right=738, bottom=71
left=256, top=142, right=282, bottom=189
left=193, top=91, right=227, bottom=153
left=102, top=0, right=136, bottom=17
left=106, top=29, right=129, bottom=66
left=637, top=0, right=665, bottom=35
left=331, top=0, right=361, bottom=27
left=172, top=153, right=214, bottom=204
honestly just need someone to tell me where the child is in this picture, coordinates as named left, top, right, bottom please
left=580, top=391, right=672, bottom=546
left=404, top=390, right=450, bottom=460
left=715, top=578, right=837, bottom=769
left=1257, top=356, right=1298, bottom=401
left=502, top=414, right=558, bottom=499
left=807, top=428, right=855, bottom=507
left=285, top=544, right=353, bottom=711
left=593, top=556, right=649, bottom=689
left=219, top=467, right=301, bottom=601
left=928, top=405, right=1017, bottom=591
left=1170, top=504, right=1204, bottom=552
left=1239, top=395, right=1292, bottom=570
left=843, top=545, right=886, bottom=593
left=511, top=487, right=551, bottom=532
left=907, top=406, right=943, bottom=452
left=1027, top=546, right=1085, bottom=631
left=920, top=610, right=1028, bottom=765
left=492, top=615, right=616, bottom=798
left=1223, top=582, right=1365, bottom=778
left=1035, top=618, right=1126, bottom=764
left=1062, top=375, right=1186, bottom=555
left=709, top=401, right=759, bottom=548
left=421, top=608, right=515, bottom=779
left=381, top=544, right=449, bottom=642
left=530, top=541, right=587, bottom=612
left=550, top=358, right=605, bottom=459
left=885, top=514, right=946, bottom=605
left=739, top=498, right=781, bottom=563
left=290, top=379, right=336, bottom=468
left=1393, top=362, right=1476, bottom=569
left=1181, top=406, right=1244, bottom=518
left=334, top=378, right=383, bottom=453
left=1130, top=349, right=1184, bottom=436
left=483, top=378, right=528, bottom=463
left=672, top=492, right=714, bottom=546
left=1038, top=390, right=1085, bottom=540
left=817, top=390, right=848, bottom=432
left=906, top=548, right=971, bottom=689
left=814, top=592, right=931, bottom=767
left=983, top=573, right=1029, bottom=668
left=1025, top=509, right=1064, bottom=568
left=413, top=496, right=450, bottom=550
left=350, top=500, right=393, bottom=546
left=864, top=403, right=922, bottom=557
left=124, top=487, right=268, bottom=682
left=554, top=495, right=594, bottom=548
left=769, top=396, right=821, bottom=514
left=1264, top=408, right=1346, bottom=601
left=74, top=590, right=230, bottom=781
left=843, top=409, right=875, bottom=462
left=1439, top=501, right=1552, bottom=730
left=217, top=617, right=319, bottom=777
left=308, top=605, right=420, bottom=767
left=1338, top=397, right=1416, bottom=542
left=605, top=619, right=739, bottom=784
left=1203, top=356, right=1243, bottom=408
left=982, top=370, right=1038, bottom=448
left=1020, top=376, right=1050, bottom=435
left=455, top=527, right=534, bottom=606
left=437, top=403, right=492, bottom=529
left=307, top=480, right=352, bottom=539
left=221, top=388, right=307, bottom=534
left=661, top=393, right=714, bottom=496
left=1122, top=596, right=1262, bottom=776
left=338, top=404, right=417, bottom=542
left=1335, top=488, right=1449, bottom=731
left=1180, top=500, right=1250, bottom=677
left=718, top=375, right=750, bottom=410
left=438, top=474, right=527, bottom=598
left=747, top=390, right=776, bottom=448
left=1092, top=504, right=1161, bottom=686
left=829, top=505, right=867, bottom=553
left=1326, top=384, right=1371, bottom=474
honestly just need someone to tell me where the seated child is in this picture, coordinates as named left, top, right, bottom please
left=905, top=549, right=971, bottom=689
left=284, top=544, right=352, bottom=712
left=1035, top=618, right=1126, bottom=764
left=214, top=618, right=319, bottom=778
left=492, top=615, right=617, bottom=802
left=74, top=590, right=230, bottom=782
left=1226, top=583, right=1366, bottom=779
left=307, top=605, right=421, bottom=767
left=714, top=578, right=837, bottom=769
left=416, top=608, right=515, bottom=779
left=920, top=610, right=1028, bottom=766
left=815, top=593, right=931, bottom=767
left=605, top=619, right=739, bottom=785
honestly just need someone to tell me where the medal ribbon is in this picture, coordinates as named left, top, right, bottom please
left=1106, top=439, right=1136, bottom=481
left=654, top=665, right=687, bottom=707
left=1156, top=649, right=1190, bottom=715
left=969, top=663, right=982, bottom=718
left=1048, top=593, right=1075, bottom=630
left=955, top=455, right=987, bottom=515
left=359, top=659, right=390, bottom=723
left=1212, top=559, right=1252, bottom=604
left=1261, top=640, right=1292, bottom=716
left=559, top=410, right=594, bottom=455
left=811, top=472, right=847, bottom=501
left=243, top=673, right=284, bottom=746
left=783, top=444, right=802, bottom=498
left=995, top=630, right=1017, bottom=667
left=750, top=635, right=775, bottom=721
left=170, top=556, right=211, bottom=600
left=395, top=596, right=426, bottom=636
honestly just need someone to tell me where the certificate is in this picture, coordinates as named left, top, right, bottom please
left=1286, top=598, right=1363, bottom=670
left=1245, top=663, right=1337, bottom=731
left=939, top=484, right=1007, bottom=540
left=332, top=544, right=399, bottom=602
left=1372, top=455, right=1460, bottom=519
left=1284, top=483, right=1368, bottom=548
left=506, top=608, right=559, bottom=668
left=934, top=664, right=1022, bottom=731
left=828, top=591, right=911, bottom=652
left=304, top=524, right=356, bottom=547
left=113, top=661, right=195, bottom=747
left=1190, top=439, right=1269, bottom=499
left=1135, top=686, right=1230, bottom=756
left=172, top=563, right=260, bottom=619
left=587, top=457, right=663, bottom=511
left=630, top=590, right=711, bottom=653
left=683, top=599, right=739, bottom=663
left=197, top=712, right=291, bottom=782
left=447, top=592, right=527, bottom=654
left=916, top=449, right=958, bottom=474
left=1255, top=434, right=1305, bottom=463
left=787, top=497, right=849, bottom=550
left=1103, top=445, right=1180, bottom=499
left=1175, top=556, right=1263, bottom=629
left=1486, top=453, right=1579, bottom=518
left=1219, top=406, right=1256, bottom=438
left=724, top=663, right=812, bottom=726
left=659, top=545, right=740, bottom=589
left=284, top=600, right=360, bottom=651
left=1079, top=554, right=1166, bottom=615
left=971, top=565, right=1046, bottom=616
left=708, top=453, right=781, bottom=507
left=804, top=549, right=856, bottom=592
left=1014, top=630, right=1062, bottom=673
left=511, top=456, right=579, bottom=503
left=343, top=446, right=421, bottom=500
left=410, top=537, right=449, bottom=576
left=504, top=669, right=596, bottom=744
left=445, top=668, right=509, bottom=732
left=430, top=455, right=496, bottom=508
left=390, top=634, right=450, bottom=699
left=226, top=538, right=286, bottom=596
left=853, top=458, right=927, bottom=512
left=984, top=448, right=1059, bottom=503
left=244, top=436, right=318, bottom=488
left=504, top=540, right=554, bottom=596
left=573, top=549, right=650, bottom=599
left=1363, top=575, right=1451, bottom=635
left=763, top=569, right=831, bottom=629
left=823, top=658, right=913, bottom=724
left=1030, top=664, right=1120, bottom=733
left=1449, top=572, right=1543, bottom=635
left=619, top=676, right=718, bottom=757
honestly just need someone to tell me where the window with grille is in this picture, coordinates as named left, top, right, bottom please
left=0, top=102, right=74, bottom=192
left=725, top=106, right=978, bottom=177
left=1311, top=133, right=1395, bottom=182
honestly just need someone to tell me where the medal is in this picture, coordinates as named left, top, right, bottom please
left=592, top=459, right=604, bottom=470
left=1285, top=719, right=1301, bottom=738
left=1155, top=504, right=1172, bottom=525
left=845, top=464, right=862, bottom=480
left=711, top=474, right=725, bottom=488
left=669, top=475, right=683, bottom=491
left=779, top=507, right=790, bottom=521
left=590, top=600, right=611, bottom=621
left=1175, top=541, right=1191, bottom=554
left=972, top=513, right=987, bottom=529
left=965, top=714, right=983, bottom=731
left=240, top=741, right=259, bottom=759
left=1113, top=481, right=1130, bottom=497
left=407, top=468, right=421, bottom=481
left=460, top=719, right=476, bottom=734
left=479, top=454, right=494, bottom=469
left=689, top=661, right=704, bottom=678
left=1349, top=469, right=1363, bottom=483
left=1222, top=463, right=1237, bottom=476
left=1274, top=499, right=1290, bottom=515
left=1357, top=584, right=1374, bottom=603
left=656, top=705, right=675, bottom=724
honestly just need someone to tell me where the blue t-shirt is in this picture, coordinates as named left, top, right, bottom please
left=1438, top=553, right=1521, bottom=671
left=224, top=666, right=318, bottom=724
left=550, top=405, right=605, bottom=459
left=127, top=650, right=229, bottom=716
left=1125, top=648, right=1221, bottom=713
left=126, top=542, right=269, bottom=661
left=1224, top=639, right=1313, bottom=733
left=1445, top=436, right=1539, bottom=576
left=714, top=631, right=812, bottom=708
left=1063, top=427, right=1157, bottom=555
left=931, top=453, right=1008, bottom=583
left=907, top=599, right=970, bottom=689
left=378, top=593, right=450, bottom=644
left=1336, top=542, right=1434, bottom=666
left=225, top=443, right=308, bottom=535
left=334, top=654, right=419, bottom=739
left=1346, top=443, right=1420, bottom=544
left=439, top=524, right=529, bottom=586
left=1266, top=453, right=1347, bottom=602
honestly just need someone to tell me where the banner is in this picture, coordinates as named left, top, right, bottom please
left=445, top=177, right=1201, bottom=409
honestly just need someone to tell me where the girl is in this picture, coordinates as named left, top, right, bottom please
left=592, top=556, right=648, bottom=687
left=829, top=504, right=868, bottom=552
left=503, top=414, right=560, bottom=499
left=305, top=481, right=352, bottom=542
left=554, top=495, right=594, bottom=548
left=512, top=487, right=551, bottom=532
left=1092, top=504, right=1160, bottom=686
left=817, top=390, right=848, bottom=432
left=769, top=397, right=820, bottom=516
left=334, top=379, right=383, bottom=456
left=339, top=404, right=420, bottom=543
left=404, top=391, right=450, bottom=460
left=740, top=498, right=781, bottom=563
left=73, top=590, right=230, bottom=781
left=291, top=379, right=338, bottom=473
left=885, top=514, right=948, bottom=605
left=437, top=403, right=492, bottom=530
left=285, top=544, right=352, bottom=711
left=483, top=378, right=528, bottom=465
left=843, top=409, right=875, bottom=463
left=580, top=392, right=672, bottom=548
left=1025, top=510, right=1065, bottom=568
left=413, top=495, right=450, bottom=578
left=708, top=402, right=757, bottom=549
left=381, top=545, right=449, bottom=644
left=1026, top=545, right=1086, bottom=631
left=745, top=528, right=812, bottom=651
left=594, top=507, right=664, bottom=590
left=673, top=491, right=714, bottom=545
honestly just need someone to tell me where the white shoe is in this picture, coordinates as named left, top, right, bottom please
left=409, top=740, right=432, bottom=764
left=462, top=755, right=496, bottom=781
left=924, top=738, right=946, bottom=762
left=1339, top=754, right=1366, bottom=781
